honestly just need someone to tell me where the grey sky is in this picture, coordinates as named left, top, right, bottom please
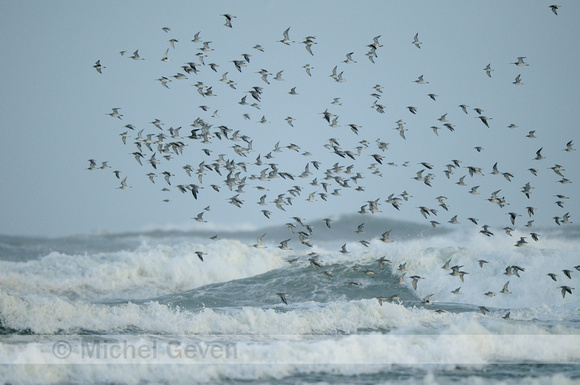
left=0, top=1, right=577, bottom=237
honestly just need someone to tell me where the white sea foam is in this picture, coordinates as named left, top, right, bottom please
left=1, top=285, right=579, bottom=383
left=380, top=229, right=580, bottom=309
left=0, top=239, right=287, bottom=301
left=1, top=288, right=578, bottom=336
left=311, top=228, right=580, bottom=309
left=2, top=228, right=578, bottom=311
left=0, top=331, right=578, bottom=383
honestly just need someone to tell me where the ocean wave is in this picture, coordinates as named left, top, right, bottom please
left=0, top=364, right=578, bottom=385
left=1, top=289, right=577, bottom=336
left=1, top=226, right=578, bottom=311
left=0, top=239, right=287, bottom=301
left=372, top=228, right=580, bottom=309
left=0, top=331, right=578, bottom=384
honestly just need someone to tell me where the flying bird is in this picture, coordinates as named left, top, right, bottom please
left=118, top=177, right=130, bottom=190
left=277, top=292, right=288, bottom=305
left=222, top=14, right=236, bottom=28
left=130, top=50, right=144, bottom=60
left=512, top=57, right=529, bottom=66
left=107, top=108, right=122, bottom=119
left=560, top=286, right=574, bottom=298
left=414, top=75, right=429, bottom=84
left=93, top=60, right=105, bottom=74
left=483, top=64, right=493, bottom=77
left=195, top=251, right=206, bottom=262
left=412, top=33, right=422, bottom=48
left=279, top=27, right=294, bottom=45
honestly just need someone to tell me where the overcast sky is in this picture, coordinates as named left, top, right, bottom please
left=0, top=1, right=578, bottom=237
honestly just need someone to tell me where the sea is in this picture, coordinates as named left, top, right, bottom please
left=1, top=215, right=579, bottom=384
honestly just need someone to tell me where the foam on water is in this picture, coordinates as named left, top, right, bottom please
left=1, top=226, right=578, bottom=315
left=0, top=366, right=577, bottom=385
left=371, top=228, right=580, bottom=309
left=302, top=227, right=580, bottom=308
left=1, top=287, right=578, bottom=336
left=0, top=331, right=579, bottom=383
left=0, top=239, right=287, bottom=301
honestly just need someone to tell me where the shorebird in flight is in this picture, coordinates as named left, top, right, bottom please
left=279, top=27, right=294, bottom=45
left=161, top=48, right=170, bottom=62
left=500, top=281, right=511, bottom=294
left=476, top=115, right=492, bottom=127
left=343, top=52, right=357, bottom=64
left=483, top=64, right=493, bottom=77
left=108, top=108, right=122, bottom=119
left=253, top=233, right=266, bottom=248
left=222, top=14, right=236, bottom=28
left=118, top=177, right=130, bottom=190
left=412, top=33, right=422, bottom=48
left=192, top=211, right=207, bottom=223
left=560, top=286, right=573, bottom=298
left=130, top=50, right=144, bottom=60
left=512, top=57, right=529, bottom=66
left=195, top=251, right=206, bottom=262
left=93, top=60, right=105, bottom=74
left=414, top=75, right=429, bottom=84
left=277, top=292, right=288, bottom=305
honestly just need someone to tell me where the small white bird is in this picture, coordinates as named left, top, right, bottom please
left=108, top=108, right=123, bottom=119
left=343, top=52, right=357, bottom=64
left=483, top=64, right=493, bottom=77
left=222, top=14, right=236, bottom=28
left=191, top=32, right=202, bottom=43
left=512, top=57, right=529, bottom=66
left=422, top=294, right=434, bottom=305
left=279, top=239, right=291, bottom=250
left=130, top=50, right=144, bottom=60
left=560, top=286, right=574, bottom=298
left=277, top=292, right=288, bottom=305
left=414, top=75, right=429, bottom=84
left=93, top=60, right=105, bottom=74
left=476, top=115, right=492, bottom=128
left=279, top=27, right=294, bottom=45
left=253, top=233, right=266, bottom=248
left=118, top=177, right=131, bottom=190
left=448, top=215, right=460, bottom=224
left=412, top=33, right=422, bottom=48
left=161, top=48, right=170, bottom=62
left=410, top=275, right=423, bottom=291
left=192, top=211, right=207, bottom=223
left=500, top=281, right=511, bottom=294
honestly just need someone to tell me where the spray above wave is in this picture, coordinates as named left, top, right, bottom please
left=362, top=228, right=580, bottom=309
left=1, top=224, right=578, bottom=309
left=0, top=239, right=287, bottom=301
left=2, top=289, right=577, bottom=336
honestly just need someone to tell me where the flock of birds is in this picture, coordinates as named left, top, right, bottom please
left=89, top=6, right=576, bottom=309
